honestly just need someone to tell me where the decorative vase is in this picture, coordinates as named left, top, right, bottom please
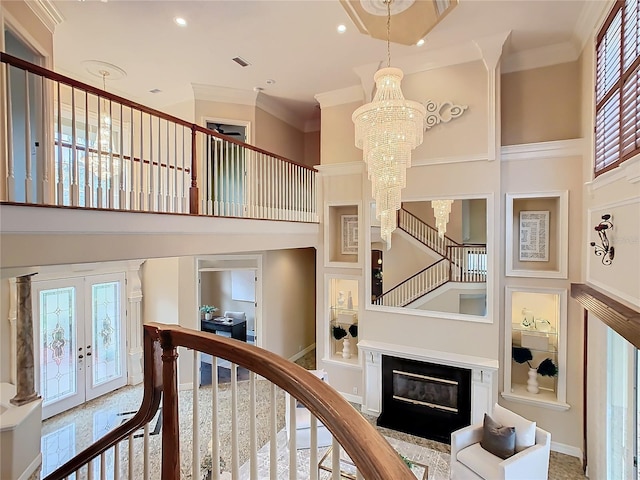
left=205, top=312, right=213, bottom=320
left=527, top=367, right=539, bottom=394
left=342, top=337, right=351, bottom=359
left=337, top=291, right=345, bottom=308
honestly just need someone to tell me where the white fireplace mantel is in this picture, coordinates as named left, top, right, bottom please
left=358, top=340, right=499, bottom=424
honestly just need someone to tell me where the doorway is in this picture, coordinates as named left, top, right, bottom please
left=33, top=273, right=127, bottom=419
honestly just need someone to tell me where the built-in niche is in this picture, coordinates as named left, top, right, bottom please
left=325, top=275, right=359, bottom=366
left=368, top=197, right=489, bottom=320
left=325, top=203, right=360, bottom=267
left=505, top=191, right=568, bottom=278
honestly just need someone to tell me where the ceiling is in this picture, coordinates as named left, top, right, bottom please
left=50, top=0, right=593, bottom=131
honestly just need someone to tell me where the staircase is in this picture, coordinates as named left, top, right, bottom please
left=373, top=208, right=487, bottom=308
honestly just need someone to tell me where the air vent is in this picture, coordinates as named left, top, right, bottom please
left=232, top=57, right=251, bottom=67
left=149, top=88, right=162, bottom=94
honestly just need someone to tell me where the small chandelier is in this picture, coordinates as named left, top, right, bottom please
left=352, top=0, right=426, bottom=249
left=432, top=199, right=453, bottom=239
left=99, top=70, right=111, bottom=152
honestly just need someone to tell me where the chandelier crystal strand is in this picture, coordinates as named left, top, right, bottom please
left=352, top=7, right=426, bottom=249
left=432, top=199, right=453, bottom=239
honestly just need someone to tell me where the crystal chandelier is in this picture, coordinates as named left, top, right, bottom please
left=352, top=0, right=426, bottom=249
left=99, top=70, right=111, bottom=152
left=432, top=199, right=453, bottom=239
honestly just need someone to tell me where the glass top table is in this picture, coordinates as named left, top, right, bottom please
left=318, top=446, right=428, bottom=480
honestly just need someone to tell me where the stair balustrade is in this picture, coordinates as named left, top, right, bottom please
left=43, top=323, right=414, bottom=480
left=1, top=52, right=317, bottom=223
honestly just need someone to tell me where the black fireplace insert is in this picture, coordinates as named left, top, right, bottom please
left=377, top=355, right=471, bottom=443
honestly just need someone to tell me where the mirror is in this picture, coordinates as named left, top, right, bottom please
left=369, top=198, right=488, bottom=317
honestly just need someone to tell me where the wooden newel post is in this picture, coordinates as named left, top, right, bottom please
left=161, top=333, right=180, bottom=479
left=189, top=124, right=199, bottom=215
left=11, top=273, right=40, bottom=406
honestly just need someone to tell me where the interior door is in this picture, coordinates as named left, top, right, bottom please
left=34, top=273, right=127, bottom=419
left=34, top=278, right=86, bottom=419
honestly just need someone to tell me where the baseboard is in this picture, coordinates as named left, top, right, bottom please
left=288, top=343, right=316, bottom=362
left=551, top=441, right=583, bottom=461
left=18, top=452, right=42, bottom=480
left=340, top=391, right=362, bottom=405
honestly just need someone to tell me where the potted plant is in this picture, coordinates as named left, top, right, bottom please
left=200, top=305, right=219, bottom=320
left=512, top=346, right=558, bottom=394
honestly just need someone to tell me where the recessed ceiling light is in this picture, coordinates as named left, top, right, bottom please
left=337, top=24, right=347, bottom=34
left=416, top=39, right=425, bottom=47
left=174, top=17, right=187, bottom=27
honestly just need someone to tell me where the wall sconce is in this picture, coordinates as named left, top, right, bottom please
left=590, top=214, right=614, bottom=265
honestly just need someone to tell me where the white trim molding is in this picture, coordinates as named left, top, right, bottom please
left=412, top=153, right=488, bottom=167
left=314, top=85, right=364, bottom=109
left=315, top=162, right=365, bottom=177
left=288, top=342, right=316, bottom=363
left=502, top=41, right=580, bottom=74
left=24, top=0, right=63, bottom=33
left=192, top=83, right=258, bottom=106
left=501, top=139, right=585, bottom=162
left=586, top=153, right=640, bottom=192
left=551, top=441, right=584, bottom=461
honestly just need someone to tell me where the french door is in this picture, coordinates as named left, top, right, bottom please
left=34, top=273, right=127, bottom=419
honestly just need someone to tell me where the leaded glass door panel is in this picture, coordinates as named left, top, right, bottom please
left=85, top=273, right=126, bottom=401
left=34, top=278, right=85, bottom=419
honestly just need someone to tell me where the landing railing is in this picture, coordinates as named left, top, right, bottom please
left=1, top=52, right=317, bottom=222
left=44, top=323, right=414, bottom=480
left=448, top=244, right=487, bottom=282
left=398, top=207, right=457, bottom=257
left=374, top=258, right=450, bottom=307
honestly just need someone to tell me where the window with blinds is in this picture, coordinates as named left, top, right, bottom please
left=595, top=0, right=640, bottom=176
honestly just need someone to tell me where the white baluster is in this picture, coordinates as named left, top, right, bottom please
left=128, top=433, right=134, bottom=478
left=139, top=111, right=144, bottom=210
left=231, top=363, right=239, bottom=478
left=70, top=87, right=78, bottom=206
left=270, top=383, right=278, bottom=479
left=100, top=452, right=106, bottom=480
left=166, top=120, right=171, bottom=212
left=143, top=423, right=150, bottom=480
left=310, top=415, right=318, bottom=480
left=120, top=104, right=126, bottom=209
left=108, top=100, right=114, bottom=209
left=331, top=437, right=340, bottom=480
left=289, top=394, right=297, bottom=480
left=54, top=81, right=63, bottom=205
left=114, top=442, right=120, bottom=479
left=156, top=117, right=162, bottom=211
left=147, top=115, right=153, bottom=211
left=193, top=349, right=200, bottom=479
left=23, top=70, right=33, bottom=203
left=4, top=63, right=16, bottom=201
left=129, top=108, right=136, bottom=210
left=249, top=372, right=257, bottom=480
left=212, top=356, right=220, bottom=480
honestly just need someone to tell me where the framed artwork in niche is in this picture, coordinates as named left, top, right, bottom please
left=519, top=211, right=549, bottom=262
left=341, top=215, right=358, bottom=255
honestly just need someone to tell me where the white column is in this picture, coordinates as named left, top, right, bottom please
left=126, top=260, right=144, bottom=385
left=362, top=350, right=381, bottom=416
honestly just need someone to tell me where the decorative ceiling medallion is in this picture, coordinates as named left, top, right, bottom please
left=423, top=100, right=468, bottom=130
left=360, top=0, right=415, bottom=16
left=82, top=60, right=127, bottom=80
left=339, top=0, right=457, bottom=46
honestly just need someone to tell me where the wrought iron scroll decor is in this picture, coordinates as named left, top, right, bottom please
left=423, top=100, right=468, bottom=130
left=590, top=214, right=614, bottom=265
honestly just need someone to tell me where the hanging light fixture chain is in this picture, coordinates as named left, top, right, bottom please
left=386, top=0, right=391, bottom=67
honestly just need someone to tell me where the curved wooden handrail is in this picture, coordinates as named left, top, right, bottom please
left=43, top=327, right=164, bottom=480
left=147, top=322, right=414, bottom=480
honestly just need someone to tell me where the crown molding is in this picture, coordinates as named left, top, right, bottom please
left=255, top=93, right=305, bottom=131
left=474, top=31, right=511, bottom=71
left=574, top=0, right=614, bottom=54
left=502, top=41, right=580, bottom=74
left=25, top=0, right=63, bottom=34
left=192, top=83, right=258, bottom=106
left=314, top=85, right=364, bottom=109
left=501, top=138, right=584, bottom=162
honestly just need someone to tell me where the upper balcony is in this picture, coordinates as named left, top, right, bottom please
left=0, top=53, right=319, bottom=270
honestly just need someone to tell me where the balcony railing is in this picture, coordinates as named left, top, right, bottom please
left=1, top=52, right=318, bottom=223
left=43, top=323, right=415, bottom=480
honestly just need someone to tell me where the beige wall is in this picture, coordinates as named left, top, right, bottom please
left=141, top=257, right=180, bottom=325
left=403, top=60, right=488, bottom=161
left=501, top=154, right=584, bottom=450
left=255, top=107, right=305, bottom=164
left=304, top=130, right=321, bottom=168
left=403, top=200, right=464, bottom=243
left=2, top=1, right=54, bottom=60
left=261, top=248, right=316, bottom=359
left=320, top=101, right=362, bottom=164
left=501, top=62, right=581, bottom=146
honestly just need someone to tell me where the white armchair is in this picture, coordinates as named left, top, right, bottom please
left=450, top=406, right=551, bottom=480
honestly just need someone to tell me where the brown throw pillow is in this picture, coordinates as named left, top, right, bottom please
left=480, top=413, right=516, bottom=459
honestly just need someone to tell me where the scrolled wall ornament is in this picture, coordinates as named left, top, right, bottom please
left=590, top=214, right=614, bottom=266
left=423, top=100, right=468, bottom=130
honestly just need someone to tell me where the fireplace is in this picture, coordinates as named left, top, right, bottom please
left=377, top=355, right=471, bottom=443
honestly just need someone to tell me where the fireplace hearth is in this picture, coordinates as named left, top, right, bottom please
left=377, top=355, right=471, bottom=443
